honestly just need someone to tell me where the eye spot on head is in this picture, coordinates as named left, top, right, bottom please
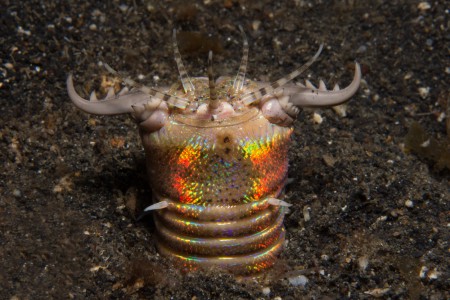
left=216, top=132, right=235, bottom=157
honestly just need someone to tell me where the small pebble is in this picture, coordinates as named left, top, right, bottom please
left=418, top=87, right=430, bottom=99
left=364, top=288, right=390, bottom=297
left=323, top=154, right=336, bottom=167
left=91, top=9, right=102, bottom=17
left=405, top=200, right=414, bottom=208
left=417, top=2, right=431, bottom=11
left=420, top=139, right=430, bottom=147
left=404, top=72, right=413, bottom=80
left=356, top=45, right=367, bottom=53
left=17, top=26, right=31, bottom=36
left=13, top=189, right=21, bottom=197
left=272, top=37, right=282, bottom=49
left=119, top=4, right=129, bottom=12
left=252, top=20, right=261, bottom=31
left=427, top=268, right=440, bottom=280
left=419, top=266, right=428, bottom=278
left=4, top=62, right=14, bottom=70
left=89, top=24, right=97, bottom=31
left=303, top=206, right=311, bottom=222
left=262, top=287, right=270, bottom=296
left=332, top=104, right=347, bottom=117
left=223, top=0, right=233, bottom=8
left=312, top=112, right=323, bottom=124
left=358, top=256, right=369, bottom=271
left=376, top=215, right=387, bottom=222
left=288, top=275, right=308, bottom=287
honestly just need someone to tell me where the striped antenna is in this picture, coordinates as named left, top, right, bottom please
left=104, top=63, right=188, bottom=109
left=207, top=51, right=219, bottom=109
left=173, top=29, right=195, bottom=94
left=232, top=25, right=249, bottom=92
left=241, top=44, right=323, bottom=106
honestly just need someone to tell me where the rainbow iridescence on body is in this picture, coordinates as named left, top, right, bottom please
left=144, top=109, right=292, bottom=273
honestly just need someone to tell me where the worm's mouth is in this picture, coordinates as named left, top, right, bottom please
left=172, top=107, right=259, bottom=128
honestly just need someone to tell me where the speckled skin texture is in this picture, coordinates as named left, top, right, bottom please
left=145, top=109, right=291, bottom=206
left=145, top=105, right=292, bottom=273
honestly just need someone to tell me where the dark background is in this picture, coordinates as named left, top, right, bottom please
left=1, top=0, right=448, bottom=299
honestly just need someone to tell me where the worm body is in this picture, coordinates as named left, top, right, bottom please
left=67, top=29, right=361, bottom=274
left=145, top=97, right=291, bottom=273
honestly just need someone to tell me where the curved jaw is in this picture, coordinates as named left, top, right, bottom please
left=67, top=75, right=173, bottom=133
left=67, top=73, right=188, bottom=116
left=260, top=62, right=361, bottom=126
left=283, top=62, right=361, bottom=107
left=67, top=74, right=149, bottom=115
left=238, top=43, right=361, bottom=126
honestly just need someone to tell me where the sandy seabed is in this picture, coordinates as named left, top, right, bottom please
left=1, top=0, right=448, bottom=299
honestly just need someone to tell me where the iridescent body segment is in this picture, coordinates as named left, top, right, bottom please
left=143, top=81, right=292, bottom=272
left=67, top=29, right=361, bottom=275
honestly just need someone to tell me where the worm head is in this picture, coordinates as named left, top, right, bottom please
left=67, top=28, right=361, bottom=134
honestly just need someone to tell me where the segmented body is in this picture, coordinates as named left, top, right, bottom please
left=67, top=29, right=361, bottom=275
left=146, top=78, right=291, bottom=273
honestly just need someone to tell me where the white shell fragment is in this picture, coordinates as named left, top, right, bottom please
left=417, top=2, right=431, bottom=11
left=332, top=103, right=347, bottom=117
left=358, top=256, right=369, bottom=271
left=312, top=112, right=323, bottom=124
left=404, top=200, right=414, bottom=208
left=364, top=287, right=390, bottom=297
left=419, top=266, right=441, bottom=280
left=419, top=265, right=429, bottom=278
left=418, top=87, right=430, bottom=99
left=303, top=206, right=311, bottom=222
left=288, top=275, right=309, bottom=287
